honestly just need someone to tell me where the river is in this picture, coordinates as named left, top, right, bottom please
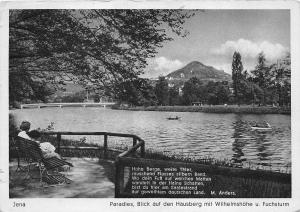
left=10, top=107, right=291, bottom=171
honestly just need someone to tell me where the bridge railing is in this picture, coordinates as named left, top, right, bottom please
left=20, top=102, right=116, bottom=109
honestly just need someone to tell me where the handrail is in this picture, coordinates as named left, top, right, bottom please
left=43, top=131, right=139, bottom=137
left=117, top=137, right=145, bottom=158
left=41, top=131, right=145, bottom=198
left=41, top=131, right=145, bottom=158
left=20, top=102, right=116, bottom=109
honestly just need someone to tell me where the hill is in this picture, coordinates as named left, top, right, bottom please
left=166, top=61, right=231, bottom=82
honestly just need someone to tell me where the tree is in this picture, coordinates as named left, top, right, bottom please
left=269, top=53, right=291, bottom=106
left=168, top=87, right=180, bottom=106
left=58, top=91, right=86, bottom=103
left=9, top=72, right=54, bottom=106
left=155, top=76, right=169, bottom=106
left=9, top=10, right=194, bottom=105
left=182, top=77, right=205, bottom=105
left=231, top=51, right=243, bottom=105
left=215, top=82, right=230, bottom=104
left=251, top=52, right=271, bottom=105
left=204, top=81, right=230, bottom=105
left=114, top=78, right=156, bottom=106
left=138, top=79, right=157, bottom=106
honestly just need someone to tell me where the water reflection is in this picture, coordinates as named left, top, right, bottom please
left=231, top=118, right=248, bottom=166
left=254, top=131, right=272, bottom=166
left=230, top=115, right=289, bottom=169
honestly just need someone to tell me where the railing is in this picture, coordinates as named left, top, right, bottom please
left=114, top=135, right=146, bottom=197
left=42, top=131, right=145, bottom=159
left=20, top=102, right=116, bottom=109
left=42, top=131, right=145, bottom=197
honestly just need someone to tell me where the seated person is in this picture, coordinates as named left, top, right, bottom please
left=18, top=121, right=31, bottom=139
left=27, top=130, right=61, bottom=159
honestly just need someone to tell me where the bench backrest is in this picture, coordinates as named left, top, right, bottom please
left=16, top=136, right=43, bottom=162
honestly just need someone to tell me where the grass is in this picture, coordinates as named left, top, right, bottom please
left=143, top=148, right=291, bottom=174
left=115, top=105, right=291, bottom=114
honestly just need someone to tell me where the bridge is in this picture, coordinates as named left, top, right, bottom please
left=20, top=102, right=116, bottom=109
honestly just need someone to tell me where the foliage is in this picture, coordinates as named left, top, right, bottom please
left=213, top=82, right=231, bottom=104
left=54, top=90, right=86, bottom=103
left=9, top=114, right=19, bottom=139
left=9, top=73, right=55, bottom=104
left=231, top=51, right=243, bottom=105
left=269, top=53, right=291, bottom=106
left=114, top=78, right=157, bottom=106
left=9, top=9, right=194, bottom=105
left=122, top=105, right=290, bottom=114
left=247, top=52, right=291, bottom=106
left=168, top=87, right=181, bottom=106
left=182, top=77, right=204, bottom=105
left=251, top=52, right=272, bottom=105
left=155, top=76, right=169, bottom=106
left=181, top=78, right=230, bottom=105
left=93, top=94, right=100, bottom=103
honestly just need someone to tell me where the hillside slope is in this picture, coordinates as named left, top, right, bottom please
left=166, top=61, right=231, bottom=82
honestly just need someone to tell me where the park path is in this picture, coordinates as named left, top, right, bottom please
left=9, top=158, right=115, bottom=198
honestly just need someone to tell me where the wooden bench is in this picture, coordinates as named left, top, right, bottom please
left=16, top=136, right=73, bottom=185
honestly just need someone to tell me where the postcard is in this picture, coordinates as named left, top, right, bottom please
left=0, top=1, right=300, bottom=212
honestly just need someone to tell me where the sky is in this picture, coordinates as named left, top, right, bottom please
left=142, top=10, right=290, bottom=78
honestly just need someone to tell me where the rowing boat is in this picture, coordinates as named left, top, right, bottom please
left=251, top=123, right=272, bottom=130
left=167, top=116, right=180, bottom=120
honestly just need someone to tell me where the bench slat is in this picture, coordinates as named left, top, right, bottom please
left=16, top=136, right=73, bottom=182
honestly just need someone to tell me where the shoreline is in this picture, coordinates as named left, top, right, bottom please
left=113, top=105, right=291, bottom=115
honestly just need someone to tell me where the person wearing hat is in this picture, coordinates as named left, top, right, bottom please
left=18, top=121, right=31, bottom=139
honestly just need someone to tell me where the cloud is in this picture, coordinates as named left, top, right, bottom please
left=211, top=39, right=288, bottom=61
left=212, top=63, right=232, bottom=74
left=143, top=57, right=184, bottom=78
left=212, top=62, right=253, bottom=75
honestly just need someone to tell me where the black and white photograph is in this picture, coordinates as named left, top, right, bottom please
left=1, top=1, right=300, bottom=212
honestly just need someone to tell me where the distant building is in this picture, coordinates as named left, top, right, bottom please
left=192, top=102, right=203, bottom=106
left=178, top=86, right=184, bottom=96
left=168, top=83, right=175, bottom=88
left=62, top=91, right=73, bottom=96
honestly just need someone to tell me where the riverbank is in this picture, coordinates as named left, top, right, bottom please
left=114, top=105, right=291, bottom=114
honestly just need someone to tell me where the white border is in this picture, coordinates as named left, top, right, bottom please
left=1, top=1, right=299, bottom=212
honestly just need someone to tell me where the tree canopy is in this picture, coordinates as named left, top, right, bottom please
left=155, top=76, right=169, bottom=106
left=231, top=51, right=243, bottom=105
left=9, top=9, right=194, bottom=105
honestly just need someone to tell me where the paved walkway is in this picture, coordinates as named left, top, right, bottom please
left=9, top=158, right=115, bottom=198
